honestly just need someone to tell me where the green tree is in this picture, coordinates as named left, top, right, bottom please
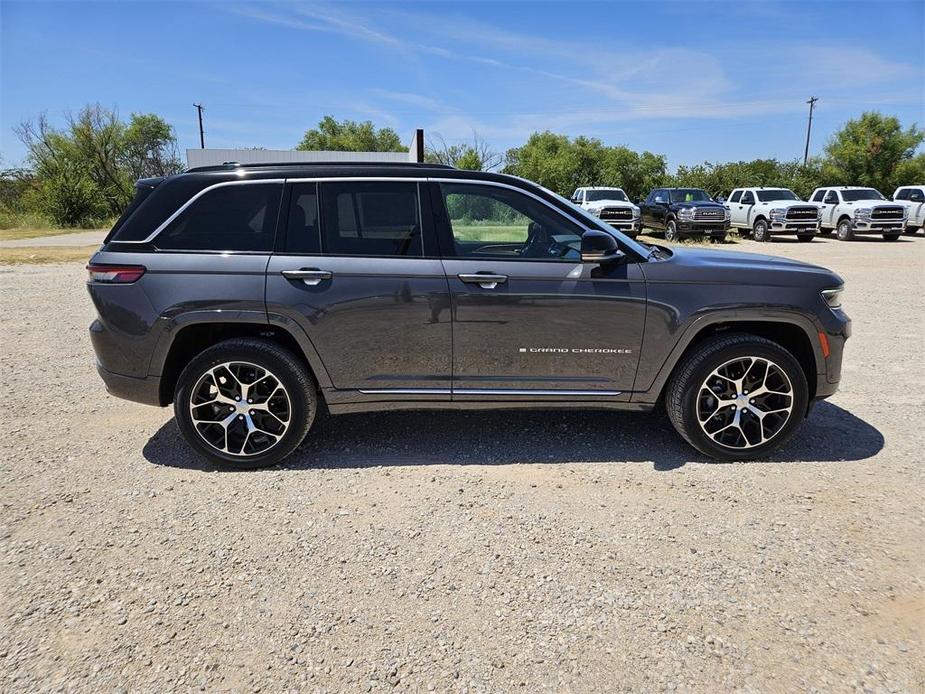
left=425, top=132, right=502, bottom=171
left=296, top=116, right=406, bottom=152
left=822, top=112, right=924, bottom=192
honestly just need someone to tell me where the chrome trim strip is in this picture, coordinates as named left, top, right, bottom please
left=285, top=176, right=427, bottom=183
left=358, top=388, right=452, bottom=395
left=116, top=179, right=286, bottom=245
left=454, top=389, right=622, bottom=396
left=357, top=388, right=621, bottom=397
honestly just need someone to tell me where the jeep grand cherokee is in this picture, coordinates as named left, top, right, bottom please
left=88, top=162, right=850, bottom=468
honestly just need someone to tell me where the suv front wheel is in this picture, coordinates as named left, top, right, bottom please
left=174, top=338, right=317, bottom=469
left=665, top=333, right=809, bottom=461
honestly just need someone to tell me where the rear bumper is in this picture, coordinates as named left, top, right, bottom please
left=96, top=362, right=163, bottom=406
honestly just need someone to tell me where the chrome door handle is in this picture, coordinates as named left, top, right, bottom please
left=282, top=269, right=332, bottom=286
left=458, top=273, right=508, bottom=289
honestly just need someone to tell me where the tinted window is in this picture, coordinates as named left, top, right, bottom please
left=756, top=189, right=799, bottom=202
left=284, top=183, right=320, bottom=254
left=155, top=182, right=282, bottom=251
left=741, top=191, right=755, bottom=204
left=909, top=189, right=925, bottom=202
left=841, top=188, right=884, bottom=201
left=824, top=191, right=839, bottom=204
left=811, top=190, right=826, bottom=202
left=729, top=190, right=742, bottom=203
left=586, top=189, right=628, bottom=202
left=894, top=189, right=909, bottom=200
left=671, top=189, right=712, bottom=202
left=440, top=183, right=583, bottom=261
left=320, top=182, right=421, bottom=257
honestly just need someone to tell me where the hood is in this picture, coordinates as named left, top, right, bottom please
left=647, top=245, right=843, bottom=289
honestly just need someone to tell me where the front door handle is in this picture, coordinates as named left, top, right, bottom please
left=458, top=273, right=508, bottom=289
left=282, top=268, right=332, bottom=286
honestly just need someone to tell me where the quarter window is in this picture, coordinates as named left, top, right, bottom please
left=320, top=182, right=422, bottom=257
left=729, top=190, right=742, bottom=203
left=284, top=183, right=320, bottom=254
left=439, top=183, right=583, bottom=261
left=155, top=182, right=282, bottom=252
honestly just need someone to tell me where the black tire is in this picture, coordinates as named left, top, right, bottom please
left=836, top=218, right=854, bottom=241
left=818, top=228, right=833, bottom=236
left=752, top=218, right=770, bottom=242
left=665, top=218, right=679, bottom=242
left=883, top=233, right=901, bottom=241
left=174, top=338, right=317, bottom=469
left=797, top=234, right=815, bottom=242
left=665, top=333, right=809, bottom=461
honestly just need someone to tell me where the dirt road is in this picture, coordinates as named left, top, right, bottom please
left=1, top=235, right=922, bottom=691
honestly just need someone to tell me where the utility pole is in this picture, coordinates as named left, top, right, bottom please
left=193, top=103, right=205, bottom=149
left=803, top=96, right=818, bottom=165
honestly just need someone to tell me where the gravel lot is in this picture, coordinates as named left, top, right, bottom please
left=1, top=235, right=923, bottom=692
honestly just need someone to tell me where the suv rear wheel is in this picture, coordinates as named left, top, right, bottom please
left=174, top=338, right=316, bottom=469
left=665, top=333, right=809, bottom=461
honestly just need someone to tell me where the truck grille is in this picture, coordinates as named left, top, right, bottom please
left=693, top=208, right=725, bottom=221
left=871, top=206, right=905, bottom=220
left=786, top=206, right=818, bottom=220
left=599, top=207, right=633, bottom=221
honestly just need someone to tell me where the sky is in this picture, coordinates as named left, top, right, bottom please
left=2, top=0, right=924, bottom=170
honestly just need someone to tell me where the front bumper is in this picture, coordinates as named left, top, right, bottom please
left=606, top=220, right=640, bottom=236
left=770, top=221, right=819, bottom=234
left=677, top=220, right=730, bottom=236
left=814, top=312, right=851, bottom=400
left=850, top=219, right=905, bottom=234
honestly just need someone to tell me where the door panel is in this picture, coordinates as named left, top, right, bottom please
left=266, top=256, right=452, bottom=391
left=442, top=259, right=646, bottom=394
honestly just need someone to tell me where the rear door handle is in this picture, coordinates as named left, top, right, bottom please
left=282, top=268, right=333, bottom=286
left=458, top=273, right=508, bottom=289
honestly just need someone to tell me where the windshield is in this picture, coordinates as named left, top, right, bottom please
left=586, top=189, right=628, bottom=202
left=841, top=188, right=885, bottom=202
left=670, top=189, right=712, bottom=203
left=756, top=189, right=800, bottom=202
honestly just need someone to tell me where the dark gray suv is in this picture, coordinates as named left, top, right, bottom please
left=88, top=162, right=850, bottom=468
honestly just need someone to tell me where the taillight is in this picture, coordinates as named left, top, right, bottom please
left=87, top=263, right=146, bottom=283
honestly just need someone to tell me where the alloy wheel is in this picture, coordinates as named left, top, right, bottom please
left=696, top=356, right=794, bottom=450
left=666, top=220, right=678, bottom=242
left=188, top=361, right=291, bottom=457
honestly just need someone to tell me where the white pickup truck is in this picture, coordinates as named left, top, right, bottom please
left=726, top=187, right=821, bottom=242
left=891, top=185, right=925, bottom=234
left=809, top=186, right=906, bottom=241
left=570, top=186, right=641, bottom=238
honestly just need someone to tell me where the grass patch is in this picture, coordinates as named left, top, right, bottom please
left=452, top=225, right=527, bottom=243
left=0, top=245, right=99, bottom=265
left=0, top=226, right=107, bottom=242
left=637, top=231, right=740, bottom=247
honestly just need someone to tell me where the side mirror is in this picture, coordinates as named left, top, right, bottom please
left=581, top=229, right=626, bottom=264
left=570, top=197, right=580, bottom=204
left=654, top=196, right=666, bottom=205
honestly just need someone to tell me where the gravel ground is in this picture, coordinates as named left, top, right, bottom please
left=1, top=234, right=923, bottom=692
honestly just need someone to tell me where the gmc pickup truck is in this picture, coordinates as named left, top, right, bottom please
left=571, top=187, right=641, bottom=237
left=891, top=185, right=925, bottom=234
left=809, top=186, right=906, bottom=241
left=727, top=187, right=821, bottom=242
left=639, top=188, right=730, bottom=242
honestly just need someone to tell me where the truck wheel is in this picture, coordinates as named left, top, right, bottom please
left=797, top=234, right=815, bottom=242
left=883, top=233, right=901, bottom=241
left=665, top=219, right=679, bottom=242
left=665, top=333, right=809, bottom=461
left=752, top=219, right=770, bottom=242
left=174, top=338, right=317, bottom=470
left=836, top=218, right=854, bottom=241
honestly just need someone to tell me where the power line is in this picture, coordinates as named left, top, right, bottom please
left=193, top=103, right=205, bottom=149
left=803, top=96, right=818, bottom=165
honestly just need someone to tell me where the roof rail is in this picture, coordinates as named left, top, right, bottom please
left=185, top=161, right=456, bottom=173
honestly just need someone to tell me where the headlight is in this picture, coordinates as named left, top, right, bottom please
left=678, top=208, right=694, bottom=221
left=821, top=287, right=843, bottom=310
left=854, top=207, right=872, bottom=218
left=632, top=206, right=640, bottom=219
left=769, top=208, right=786, bottom=222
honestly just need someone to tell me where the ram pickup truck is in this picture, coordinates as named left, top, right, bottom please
left=809, top=186, right=906, bottom=241
left=571, top=186, right=641, bottom=237
left=639, top=188, right=730, bottom=242
left=727, top=187, right=821, bottom=242
left=891, top=185, right=925, bottom=234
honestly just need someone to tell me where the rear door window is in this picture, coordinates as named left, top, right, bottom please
left=155, top=182, right=282, bottom=252
left=283, top=183, right=321, bottom=254
left=320, top=181, right=422, bottom=257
